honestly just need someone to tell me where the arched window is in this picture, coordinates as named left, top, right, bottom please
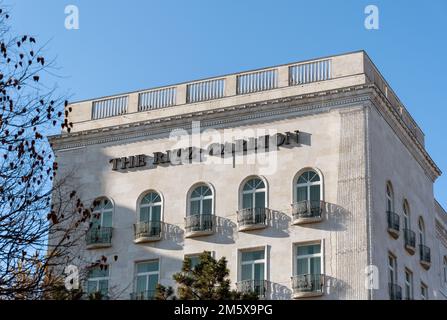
left=418, top=218, right=426, bottom=246
left=139, top=192, right=162, bottom=223
left=241, top=177, right=266, bottom=210
left=92, top=198, right=113, bottom=229
left=186, top=184, right=214, bottom=235
left=295, top=170, right=322, bottom=203
left=403, top=200, right=410, bottom=230
left=386, top=183, right=394, bottom=213
left=189, top=185, right=213, bottom=216
left=134, top=191, right=162, bottom=241
left=87, top=197, right=113, bottom=246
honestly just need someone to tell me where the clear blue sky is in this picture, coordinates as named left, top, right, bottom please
left=6, top=0, right=446, bottom=208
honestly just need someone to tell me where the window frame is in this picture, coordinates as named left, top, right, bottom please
left=138, top=191, right=163, bottom=222
left=294, top=241, right=322, bottom=277
left=386, top=183, right=394, bottom=213
left=404, top=268, right=413, bottom=300
left=91, top=197, right=114, bottom=229
left=86, top=265, right=110, bottom=297
left=239, top=176, right=268, bottom=210
left=188, top=184, right=214, bottom=216
left=238, top=247, right=268, bottom=282
left=293, top=169, right=323, bottom=203
left=134, top=260, right=160, bottom=294
left=388, top=253, right=397, bottom=284
left=420, top=282, right=428, bottom=300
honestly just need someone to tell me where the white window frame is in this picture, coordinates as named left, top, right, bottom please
left=238, top=247, right=268, bottom=282
left=240, top=177, right=267, bottom=209
left=294, top=170, right=322, bottom=203
left=386, top=183, right=394, bottom=213
left=294, top=242, right=322, bottom=276
left=403, top=201, right=410, bottom=230
left=388, top=253, right=397, bottom=284
left=138, top=191, right=162, bottom=222
left=404, top=269, right=413, bottom=300
left=184, top=251, right=216, bottom=268
left=418, top=218, right=426, bottom=246
left=86, top=266, right=109, bottom=295
left=92, top=198, right=113, bottom=228
left=134, top=260, right=160, bottom=293
left=188, top=185, right=214, bottom=216
left=420, top=282, right=428, bottom=300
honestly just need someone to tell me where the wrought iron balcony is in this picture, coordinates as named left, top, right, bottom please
left=403, top=228, right=416, bottom=254
left=291, top=200, right=324, bottom=225
left=388, top=283, right=402, bottom=300
left=291, top=274, right=324, bottom=299
left=236, top=280, right=267, bottom=298
left=134, top=221, right=162, bottom=243
left=184, top=213, right=214, bottom=238
left=86, top=227, right=112, bottom=249
left=419, top=244, right=431, bottom=269
left=237, top=207, right=270, bottom=231
left=130, top=290, right=156, bottom=300
left=387, top=211, right=400, bottom=238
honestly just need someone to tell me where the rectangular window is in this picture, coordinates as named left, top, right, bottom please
left=404, top=269, right=413, bottom=300
left=185, top=254, right=201, bottom=269
left=295, top=243, right=321, bottom=276
left=87, top=265, right=109, bottom=298
left=240, top=249, right=266, bottom=296
left=420, top=283, right=428, bottom=300
left=135, top=260, right=159, bottom=299
left=388, top=254, right=397, bottom=284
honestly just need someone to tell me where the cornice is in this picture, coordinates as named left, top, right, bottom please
left=49, top=84, right=440, bottom=181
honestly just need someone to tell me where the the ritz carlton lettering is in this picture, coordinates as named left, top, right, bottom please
left=109, top=130, right=300, bottom=171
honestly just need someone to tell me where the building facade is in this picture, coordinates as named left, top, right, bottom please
left=50, top=51, right=447, bottom=300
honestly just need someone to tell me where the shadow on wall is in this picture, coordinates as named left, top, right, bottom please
left=325, top=275, right=350, bottom=298
left=267, top=281, right=293, bottom=300
left=297, top=202, right=351, bottom=232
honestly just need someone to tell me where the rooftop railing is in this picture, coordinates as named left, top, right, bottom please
left=74, top=52, right=424, bottom=148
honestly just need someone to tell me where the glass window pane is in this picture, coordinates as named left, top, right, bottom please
left=190, top=200, right=200, bottom=215
left=137, top=261, right=159, bottom=273
left=242, top=193, right=253, bottom=209
left=241, top=264, right=252, bottom=281
left=297, top=244, right=320, bottom=256
left=297, top=186, right=308, bottom=202
left=136, top=275, right=147, bottom=292
left=254, top=192, right=265, bottom=208
left=102, top=212, right=112, bottom=228
left=189, top=255, right=200, bottom=269
left=139, top=206, right=150, bottom=222
left=148, top=274, right=159, bottom=291
left=98, top=280, right=108, bottom=296
left=202, top=199, right=212, bottom=215
left=103, top=199, right=113, bottom=209
left=297, top=258, right=308, bottom=275
left=310, top=185, right=320, bottom=201
left=255, top=179, right=265, bottom=189
left=151, top=205, right=161, bottom=221
left=254, top=263, right=264, bottom=281
left=87, top=280, right=97, bottom=294
left=242, top=250, right=264, bottom=262
left=310, top=257, right=321, bottom=274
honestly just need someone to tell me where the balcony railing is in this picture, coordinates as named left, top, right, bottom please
left=388, top=283, right=402, bottom=300
left=387, top=211, right=400, bottom=238
left=403, top=228, right=416, bottom=254
left=130, top=290, right=157, bottom=300
left=184, top=214, right=214, bottom=237
left=134, top=221, right=162, bottom=243
left=86, top=227, right=112, bottom=248
left=237, top=207, right=269, bottom=231
left=236, top=280, right=267, bottom=298
left=291, top=200, right=324, bottom=224
left=291, top=274, right=324, bottom=298
left=419, top=244, right=431, bottom=268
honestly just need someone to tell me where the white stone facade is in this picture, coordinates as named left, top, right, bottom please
left=50, top=51, right=446, bottom=300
